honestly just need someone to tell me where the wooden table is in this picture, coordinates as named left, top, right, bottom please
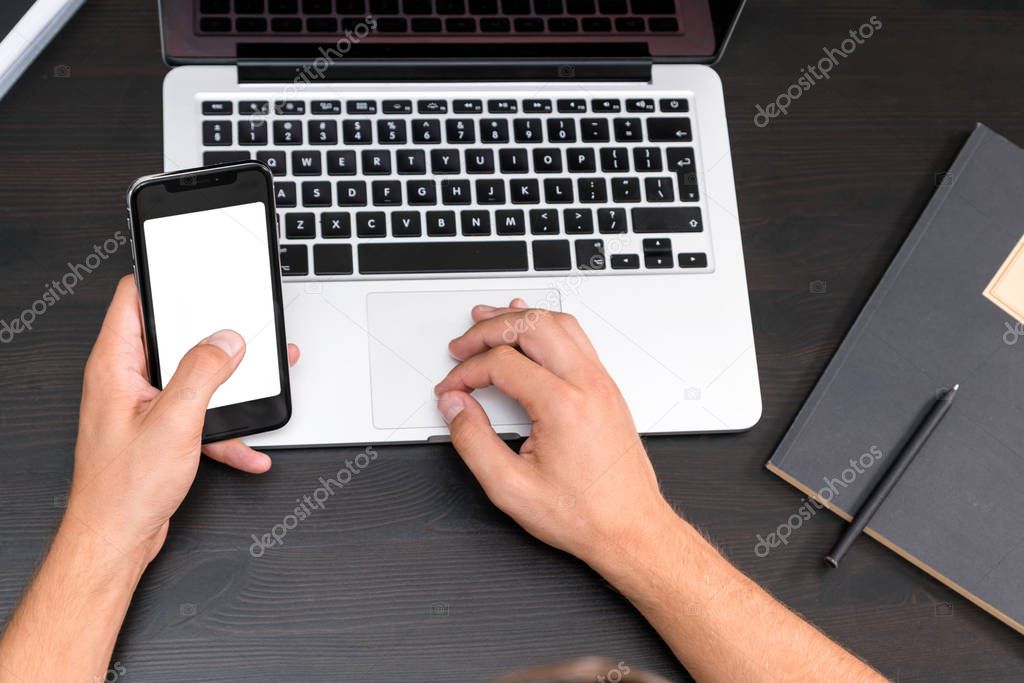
left=2, top=1, right=1023, bottom=679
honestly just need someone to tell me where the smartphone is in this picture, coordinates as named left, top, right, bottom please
left=127, top=162, right=291, bottom=442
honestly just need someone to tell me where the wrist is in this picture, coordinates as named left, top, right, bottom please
left=57, top=501, right=155, bottom=587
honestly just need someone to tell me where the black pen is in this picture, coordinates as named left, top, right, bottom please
left=825, top=384, right=959, bottom=568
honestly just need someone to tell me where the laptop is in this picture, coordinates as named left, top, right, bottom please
left=158, top=0, right=759, bottom=447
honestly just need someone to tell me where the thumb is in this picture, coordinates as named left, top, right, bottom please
left=152, top=330, right=246, bottom=423
left=438, top=391, right=534, bottom=506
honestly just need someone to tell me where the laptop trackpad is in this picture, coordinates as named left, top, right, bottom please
left=366, top=289, right=561, bottom=430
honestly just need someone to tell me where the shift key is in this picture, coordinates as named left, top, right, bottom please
left=631, top=207, right=703, bottom=233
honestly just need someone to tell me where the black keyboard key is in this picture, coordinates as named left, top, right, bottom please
left=487, top=99, right=517, bottom=113
left=314, top=244, right=353, bottom=275
left=548, top=16, right=578, bottom=31
left=236, top=16, right=268, bottom=31
left=502, top=0, right=530, bottom=13
left=285, top=212, right=316, bottom=238
left=591, top=98, right=621, bottom=112
left=645, top=252, right=673, bottom=268
left=648, top=117, right=692, bottom=142
left=412, top=119, right=442, bottom=143
left=666, top=147, right=698, bottom=201
left=292, top=150, right=322, bottom=175
left=347, top=100, right=377, bottom=115
left=575, top=239, right=605, bottom=269
left=614, top=17, right=644, bottom=31
left=632, top=206, right=702, bottom=233
left=327, top=150, right=357, bottom=175
left=547, top=118, right=576, bottom=142
left=200, top=16, right=231, bottom=31
left=201, top=0, right=230, bottom=12
left=383, top=99, right=413, bottom=114
left=544, top=178, right=573, bottom=203
left=480, top=119, right=509, bottom=143
left=321, top=212, right=351, bottom=238
left=649, top=17, right=678, bottom=31
left=273, top=120, right=302, bottom=144
left=202, top=101, right=233, bottom=115
left=659, top=98, right=689, bottom=113
left=392, top=211, right=423, bottom=237
left=274, top=100, right=305, bottom=115
left=611, top=177, right=641, bottom=202
left=274, top=181, right=297, bottom=207
left=465, top=149, right=495, bottom=173
left=377, top=17, right=408, bottom=31
left=308, top=120, right=338, bottom=145
left=532, top=240, right=571, bottom=270
left=475, top=179, right=505, bottom=204
left=633, top=147, right=662, bottom=171
left=337, top=0, right=366, bottom=11
left=427, top=211, right=457, bottom=236
left=446, top=118, right=476, bottom=144
left=461, top=210, right=491, bottom=236
left=431, top=149, right=461, bottom=173
left=446, top=17, right=475, bottom=31
left=597, top=207, right=626, bottom=233
left=580, top=118, right=610, bottom=142
left=257, top=150, right=286, bottom=175
left=513, top=118, right=543, bottom=143
left=356, top=211, right=387, bottom=238
left=600, top=147, right=629, bottom=172
left=407, top=180, right=437, bottom=204
left=372, top=180, right=402, bottom=205
left=279, top=244, right=308, bottom=275
left=613, top=117, right=643, bottom=142
left=204, top=151, right=250, bottom=165
left=453, top=99, right=483, bottom=114
left=470, top=0, right=497, bottom=11
left=498, top=148, right=529, bottom=173
left=678, top=252, right=707, bottom=268
left=405, top=0, right=432, bottom=13
left=418, top=99, right=448, bottom=114
left=514, top=17, right=544, bottom=31
left=481, top=17, right=511, bottom=31
left=577, top=177, right=607, bottom=202
left=510, top=179, right=540, bottom=204
left=581, top=16, right=611, bottom=30
left=564, top=208, right=594, bottom=234
left=203, top=121, right=231, bottom=145
left=302, top=181, right=331, bottom=206
left=397, top=149, right=427, bottom=174
left=495, top=209, right=526, bottom=235
left=337, top=180, right=367, bottom=205
left=556, top=98, right=586, bottom=113
left=598, top=0, right=625, bottom=10
left=610, top=253, right=640, bottom=269
left=626, top=98, right=655, bottom=113
left=533, top=148, right=562, bottom=173
left=362, top=149, right=391, bottom=175
left=566, top=148, right=596, bottom=172
left=529, top=208, right=560, bottom=234
left=303, top=0, right=332, bottom=11
left=644, top=176, right=675, bottom=202
left=239, top=100, right=270, bottom=115
left=359, top=241, right=529, bottom=273
left=343, top=119, right=373, bottom=144
left=312, top=99, right=341, bottom=114
left=641, top=237, right=671, bottom=254
left=523, top=99, right=552, bottom=113
left=274, top=17, right=303, bottom=30
left=378, top=119, right=407, bottom=144
left=441, top=179, right=471, bottom=204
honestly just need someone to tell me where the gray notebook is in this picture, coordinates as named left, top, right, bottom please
left=768, top=124, right=1024, bottom=635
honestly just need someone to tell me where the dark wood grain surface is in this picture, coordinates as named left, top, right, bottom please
left=2, top=1, right=1024, bottom=680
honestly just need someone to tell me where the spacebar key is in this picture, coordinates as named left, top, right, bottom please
left=358, top=241, right=529, bottom=274
left=632, top=207, right=703, bottom=233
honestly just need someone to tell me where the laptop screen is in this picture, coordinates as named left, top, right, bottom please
left=160, top=0, right=743, bottom=64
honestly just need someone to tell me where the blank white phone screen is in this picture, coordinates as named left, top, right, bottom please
left=143, top=201, right=280, bottom=409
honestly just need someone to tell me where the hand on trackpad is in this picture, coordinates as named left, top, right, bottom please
left=365, top=289, right=561, bottom=431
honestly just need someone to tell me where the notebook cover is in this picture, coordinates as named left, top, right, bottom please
left=767, top=123, right=1024, bottom=635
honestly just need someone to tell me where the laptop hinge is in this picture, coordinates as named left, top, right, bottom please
left=237, top=59, right=653, bottom=84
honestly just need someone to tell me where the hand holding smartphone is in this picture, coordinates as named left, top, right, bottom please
left=127, top=162, right=291, bottom=442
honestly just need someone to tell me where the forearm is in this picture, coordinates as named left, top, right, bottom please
left=0, top=509, right=148, bottom=682
left=587, top=504, right=885, bottom=683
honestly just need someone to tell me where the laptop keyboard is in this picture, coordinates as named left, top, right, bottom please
left=200, top=93, right=710, bottom=279
left=196, top=0, right=682, bottom=34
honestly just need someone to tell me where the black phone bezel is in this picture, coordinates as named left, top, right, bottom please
left=127, top=161, right=291, bottom=444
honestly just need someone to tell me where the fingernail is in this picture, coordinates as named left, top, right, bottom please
left=204, top=329, right=244, bottom=357
left=437, top=392, right=465, bottom=424
left=510, top=298, right=528, bottom=309
left=473, top=304, right=496, bottom=312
